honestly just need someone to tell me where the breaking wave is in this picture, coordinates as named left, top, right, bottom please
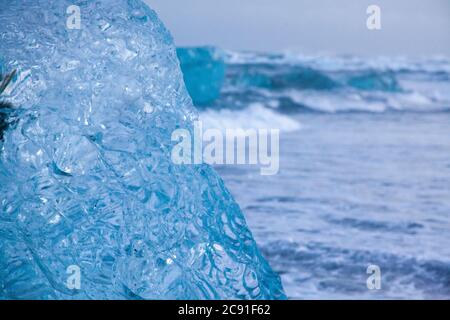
left=177, top=48, right=450, bottom=116
left=200, top=102, right=301, bottom=132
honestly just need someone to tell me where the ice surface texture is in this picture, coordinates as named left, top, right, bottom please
left=0, top=0, right=285, bottom=299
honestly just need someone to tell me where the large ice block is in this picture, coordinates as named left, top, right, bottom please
left=0, top=0, right=285, bottom=299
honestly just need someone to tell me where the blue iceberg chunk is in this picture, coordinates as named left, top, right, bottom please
left=0, top=0, right=285, bottom=299
left=177, top=47, right=226, bottom=106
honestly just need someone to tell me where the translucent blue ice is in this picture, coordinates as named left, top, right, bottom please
left=0, top=0, right=285, bottom=299
left=177, top=47, right=226, bottom=106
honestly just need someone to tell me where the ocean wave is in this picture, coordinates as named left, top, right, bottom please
left=178, top=47, right=450, bottom=115
left=226, top=64, right=339, bottom=91
left=346, top=71, right=400, bottom=92
left=277, top=89, right=450, bottom=113
left=261, top=240, right=450, bottom=299
left=225, top=64, right=407, bottom=93
left=225, top=50, right=450, bottom=75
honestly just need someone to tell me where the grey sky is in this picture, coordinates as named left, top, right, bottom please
left=146, top=0, right=450, bottom=56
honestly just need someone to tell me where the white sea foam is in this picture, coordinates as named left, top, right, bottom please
left=253, top=88, right=450, bottom=113
left=285, top=90, right=388, bottom=113
left=200, top=102, right=301, bottom=132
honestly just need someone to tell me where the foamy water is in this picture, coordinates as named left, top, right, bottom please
left=191, top=50, right=450, bottom=299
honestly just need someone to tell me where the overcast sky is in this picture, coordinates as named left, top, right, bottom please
left=146, top=0, right=450, bottom=56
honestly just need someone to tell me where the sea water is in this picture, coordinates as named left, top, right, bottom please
left=183, top=49, right=450, bottom=299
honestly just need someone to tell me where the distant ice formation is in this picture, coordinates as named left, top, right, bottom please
left=177, top=47, right=226, bottom=106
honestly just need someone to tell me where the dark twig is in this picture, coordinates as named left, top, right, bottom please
left=0, top=69, right=17, bottom=141
left=0, top=69, right=16, bottom=95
